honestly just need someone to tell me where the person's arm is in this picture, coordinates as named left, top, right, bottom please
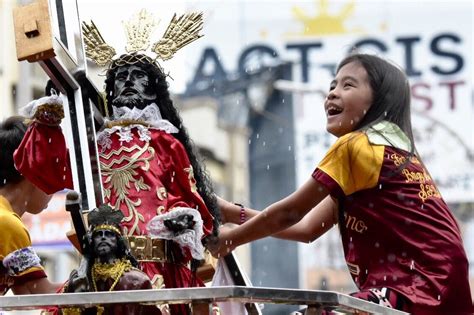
left=217, top=195, right=337, bottom=243
left=11, top=277, right=61, bottom=294
left=209, top=177, right=329, bottom=257
left=272, top=195, right=337, bottom=242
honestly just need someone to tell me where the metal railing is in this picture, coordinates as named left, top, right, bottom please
left=0, top=286, right=409, bottom=314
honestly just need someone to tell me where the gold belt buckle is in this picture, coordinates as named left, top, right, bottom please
left=126, top=236, right=167, bottom=262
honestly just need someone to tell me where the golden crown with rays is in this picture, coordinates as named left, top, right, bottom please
left=81, top=9, right=204, bottom=69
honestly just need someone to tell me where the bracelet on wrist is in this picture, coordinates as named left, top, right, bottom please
left=234, top=203, right=246, bottom=224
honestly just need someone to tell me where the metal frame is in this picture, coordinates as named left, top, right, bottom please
left=0, top=286, right=408, bottom=315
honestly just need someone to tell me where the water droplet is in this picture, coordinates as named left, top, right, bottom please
left=282, top=98, right=285, bottom=103
left=375, top=242, right=380, bottom=248
left=350, top=120, right=353, bottom=125
left=266, top=164, right=270, bottom=170
left=262, top=141, right=266, bottom=146
left=410, top=260, right=415, bottom=270
left=383, top=275, right=387, bottom=281
left=288, top=145, right=292, bottom=151
left=387, top=254, right=396, bottom=262
left=379, top=184, right=382, bottom=189
left=256, top=133, right=260, bottom=139
left=48, top=138, right=52, bottom=143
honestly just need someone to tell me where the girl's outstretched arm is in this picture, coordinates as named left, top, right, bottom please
left=209, top=177, right=329, bottom=257
left=217, top=195, right=337, bottom=243
left=12, top=277, right=62, bottom=294
left=272, top=195, right=337, bottom=242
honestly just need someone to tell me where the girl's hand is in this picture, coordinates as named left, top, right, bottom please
left=207, top=224, right=237, bottom=258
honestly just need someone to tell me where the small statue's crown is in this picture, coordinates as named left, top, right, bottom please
left=88, top=204, right=124, bottom=235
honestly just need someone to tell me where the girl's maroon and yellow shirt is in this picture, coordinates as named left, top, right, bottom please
left=0, top=196, right=46, bottom=295
left=312, top=121, right=472, bottom=314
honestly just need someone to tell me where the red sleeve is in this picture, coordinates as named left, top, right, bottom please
left=153, top=132, right=214, bottom=236
left=14, top=121, right=73, bottom=194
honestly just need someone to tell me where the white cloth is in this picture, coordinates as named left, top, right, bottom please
left=111, top=103, right=179, bottom=133
left=366, top=120, right=412, bottom=152
left=147, top=207, right=205, bottom=260
left=20, top=95, right=63, bottom=118
left=211, top=258, right=249, bottom=315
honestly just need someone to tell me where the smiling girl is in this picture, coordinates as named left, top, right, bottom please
left=210, top=53, right=472, bottom=314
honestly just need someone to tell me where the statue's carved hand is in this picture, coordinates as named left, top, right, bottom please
left=65, top=258, right=90, bottom=293
left=65, top=269, right=89, bottom=293
left=164, top=214, right=195, bottom=234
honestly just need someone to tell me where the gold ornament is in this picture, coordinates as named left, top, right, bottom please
left=92, top=224, right=122, bottom=236
left=61, top=308, right=82, bottom=315
left=151, top=12, right=203, bottom=61
left=81, top=9, right=204, bottom=68
left=82, top=21, right=116, bottom=67
left=91, top=258, right=132, bottom=292
left=124, top=9, right=158, bottom=53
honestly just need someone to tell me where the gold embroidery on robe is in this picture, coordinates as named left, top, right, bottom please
left=156, top=187, right=168, bottom=200
left=100, top=143, right=154, bottom=235
left=184, top=166, right=198, bottom=193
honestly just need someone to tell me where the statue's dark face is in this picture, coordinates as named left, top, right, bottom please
left=112, top=65, right=157, bottom=109
left=92, top=229, right=118, bottom=261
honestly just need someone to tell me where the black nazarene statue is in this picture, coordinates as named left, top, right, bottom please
left=63, top=205, right=161, bottom=315
left=14, top=10, right=220, bottom=315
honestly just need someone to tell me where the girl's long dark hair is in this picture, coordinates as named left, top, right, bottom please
left=105, top=56, right=220, bottom=234
left=335, top=53, right=414, bottom=230
left=0, top=116, right=27, bottom=187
